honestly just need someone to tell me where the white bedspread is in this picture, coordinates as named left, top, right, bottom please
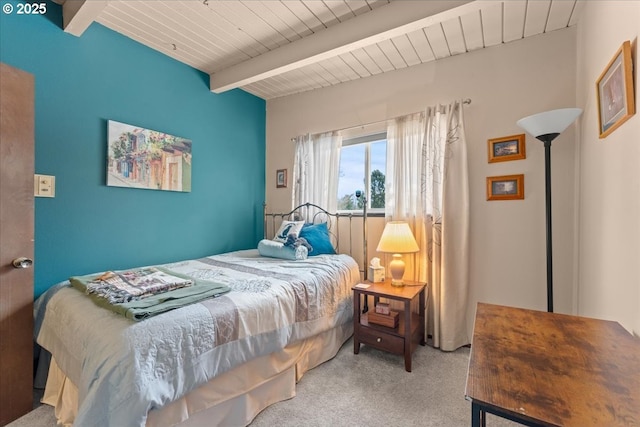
left=36, top=249, right=359, bottom=427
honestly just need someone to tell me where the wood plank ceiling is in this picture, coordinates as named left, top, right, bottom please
left=61, top=0, right=581, bottom=100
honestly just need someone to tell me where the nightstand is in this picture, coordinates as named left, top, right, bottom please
left=352, top=280, right=427, bottom=372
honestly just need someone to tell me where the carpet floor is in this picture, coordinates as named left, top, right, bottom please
left=251, top=339, right=517, bottom=427
left=9, top=338, right=518, bottom=427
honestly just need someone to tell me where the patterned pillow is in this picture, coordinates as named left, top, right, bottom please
left=273, top=220, right=305, bottom=243
left=300, top=222, right=336, bottom=256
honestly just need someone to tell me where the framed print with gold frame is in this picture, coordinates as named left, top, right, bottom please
left=596, top=40, right=635, bottom=139
left=487, top=174, right=524, bottom=201
left=488, top=134, right=526, bottom=163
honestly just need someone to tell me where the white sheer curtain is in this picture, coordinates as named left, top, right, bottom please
left=292, top=134, right=311, bottom=209
left=385, top=100, right=470, bottom=351
left=385, top=112, right=429, bottom=283
left=292, top=131, right=342, bottom=215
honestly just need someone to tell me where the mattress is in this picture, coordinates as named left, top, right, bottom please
left=36, top=249, right=359, bottom=427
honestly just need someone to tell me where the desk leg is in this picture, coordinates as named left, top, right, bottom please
left=471, top=402, right=486, bottom=427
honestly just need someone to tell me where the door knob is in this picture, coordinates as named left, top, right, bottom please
left=12, top=257, right=33, bottom=269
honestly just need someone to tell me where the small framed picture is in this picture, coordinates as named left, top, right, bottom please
left=487, top=174, right=524, bottom=201
left=596, top=40, right=635, bottom=139
left=488, top=134, right=526, bottom=163
left=276, top=169, right=287, bottom=188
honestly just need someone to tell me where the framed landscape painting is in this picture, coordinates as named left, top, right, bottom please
left=107, top=120, right=192, bottom=192
left=488, top=134, right=526, bottom=163
left=487, top=174, right=524, bottom=201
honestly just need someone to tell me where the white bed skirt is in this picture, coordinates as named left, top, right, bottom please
left=43, top=322, right=352, bottom=427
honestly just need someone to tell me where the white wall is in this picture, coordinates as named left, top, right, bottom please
left=576, top=1, right=640, bottom=335
left=266, top=28, right=577, bottom=339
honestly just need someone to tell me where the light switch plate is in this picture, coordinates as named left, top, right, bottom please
left=34, top=174, right=55, bottom=198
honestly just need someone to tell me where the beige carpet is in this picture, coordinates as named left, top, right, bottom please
left=9, top=339, right=517, bottom=427
left=251, top=339, right=517, bottom=427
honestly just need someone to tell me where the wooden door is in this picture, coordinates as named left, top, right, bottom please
left=0, top=62, right=35, bottom=425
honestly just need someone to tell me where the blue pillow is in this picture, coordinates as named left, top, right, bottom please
left=300, top=222, right=336, bottom=256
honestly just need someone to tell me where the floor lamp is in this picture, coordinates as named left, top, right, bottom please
left=517, top=108, right=582, bottom=312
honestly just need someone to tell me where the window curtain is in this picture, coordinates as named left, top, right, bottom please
left=385, top=112, right=429, bottom=283
left=385, top=100, right=469, bottom=351
left=292, top=131, right=342, bottom=216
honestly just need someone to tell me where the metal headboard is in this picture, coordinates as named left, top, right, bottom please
left=263, top=201, right=368, bottom=280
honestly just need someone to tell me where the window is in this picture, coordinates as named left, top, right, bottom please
left=337, top=132, right=386, bottom=212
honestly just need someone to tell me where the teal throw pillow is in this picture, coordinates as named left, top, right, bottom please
left=300, top=222, right=336, bottom=256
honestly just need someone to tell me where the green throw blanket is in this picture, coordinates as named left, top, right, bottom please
left=70, top=267, right=230, bottom=321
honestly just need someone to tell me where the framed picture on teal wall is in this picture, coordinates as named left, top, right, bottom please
left=107, top=120, right=192, bottom=192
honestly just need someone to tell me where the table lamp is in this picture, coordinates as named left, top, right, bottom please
left=376, top=221, right=419, bottom=286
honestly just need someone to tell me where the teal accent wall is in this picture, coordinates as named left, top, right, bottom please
left=1, top=1, right=266, bottom=298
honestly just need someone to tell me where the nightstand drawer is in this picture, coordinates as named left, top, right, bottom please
left=358, top=326, right=404, bottom=354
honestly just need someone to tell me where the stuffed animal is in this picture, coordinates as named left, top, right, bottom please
left=284, top=233, right=313, bottom=253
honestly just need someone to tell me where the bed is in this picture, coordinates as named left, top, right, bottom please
left=34, top=204, right=363, bottom=427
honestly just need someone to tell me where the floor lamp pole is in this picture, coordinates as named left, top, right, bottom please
left=543, top=139, right=553, bottom=313
left=517, top=107, right=583, bottom=314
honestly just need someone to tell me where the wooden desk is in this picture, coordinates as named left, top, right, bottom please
left=465, top=303, right=640, bottom=427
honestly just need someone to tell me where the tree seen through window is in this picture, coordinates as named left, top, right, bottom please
left=337, top=138, right=386, bottom=211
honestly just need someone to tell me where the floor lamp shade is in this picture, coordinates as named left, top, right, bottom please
left=376, top=222, right=419, bottom=286
left=517, top=108, right=583, bottom=142
left=517, top=108, right=582, bottom=312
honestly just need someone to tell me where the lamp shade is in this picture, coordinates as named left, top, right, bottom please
left=376, top=222, right=419, bottom=254
left=517, top=108, right=583, bottom=139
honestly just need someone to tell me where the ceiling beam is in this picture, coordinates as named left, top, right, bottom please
left=209, top=0, right=481, bottom=93
left=62, top=0, right=108, bottom=37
